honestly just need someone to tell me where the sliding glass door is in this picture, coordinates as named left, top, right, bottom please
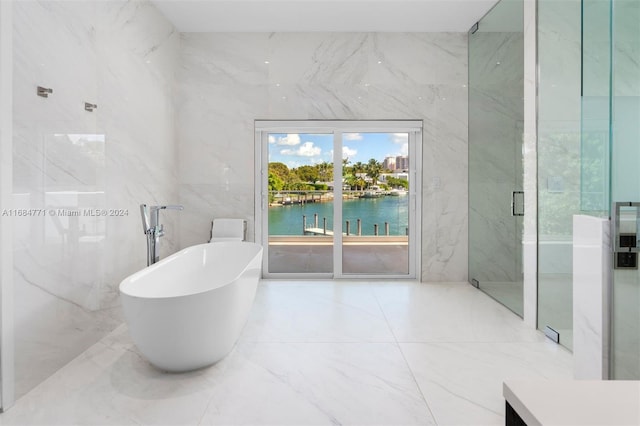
left=265, top=132, right=334, bottom=274
left=255, top=121, right=421, bottom=279
left=340, top=132, right=411, bottom=275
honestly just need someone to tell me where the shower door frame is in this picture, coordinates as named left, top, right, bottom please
left=254, top=120, right=423, bottom=280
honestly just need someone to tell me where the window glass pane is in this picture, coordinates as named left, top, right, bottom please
left=341, top=133, right=409, bottom=275
left=267, top=133, right=334, bottom=273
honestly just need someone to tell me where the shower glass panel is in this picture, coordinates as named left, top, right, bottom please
left=580, top=0, right=639, bottom=375
left=609, top=0, right=640, bottom=379
left=536, top=0, right=583, bottom=350
left=468, top=0, right=524, bottom=317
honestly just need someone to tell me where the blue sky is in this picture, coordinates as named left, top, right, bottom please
left=268, top=132, right=408, bottom=169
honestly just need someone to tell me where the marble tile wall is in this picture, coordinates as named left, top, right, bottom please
left=0, top=0, right=15, bottom=408
left=177, top=33, right=469, bottom=281
left=572, top=215, right=610, bottom=379
left=11, top=0, right=179, bottom=399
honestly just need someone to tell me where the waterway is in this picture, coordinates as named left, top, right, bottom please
left=268, top=195, right=409, bottom=236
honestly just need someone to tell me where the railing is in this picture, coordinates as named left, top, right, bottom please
left=269, top=190, right=334, bottom=206
left=302, top=213, right=407, bottom=236
left=269, top=235, right=408, bottom=246
left=268, top=188, right=406, bottom=205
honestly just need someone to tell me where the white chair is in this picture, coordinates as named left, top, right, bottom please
left=209, top=218, right=247, bottom=242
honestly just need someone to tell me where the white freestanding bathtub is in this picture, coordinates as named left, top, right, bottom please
left=119, top=241, right=263, bottom=372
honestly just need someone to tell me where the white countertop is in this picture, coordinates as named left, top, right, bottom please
left=503, top=380, right=640, bottom=426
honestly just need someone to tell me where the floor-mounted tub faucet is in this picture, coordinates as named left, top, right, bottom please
left=140, top=204, right=184, bottom=266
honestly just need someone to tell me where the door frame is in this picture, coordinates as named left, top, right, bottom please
left=254, top=120, right=422, bottom=279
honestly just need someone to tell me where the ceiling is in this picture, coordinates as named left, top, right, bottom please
left=150, top=0, right=500, bottom=33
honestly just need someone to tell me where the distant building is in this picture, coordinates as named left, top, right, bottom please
left=395, top=156, right=409, bottom=171
left=382, top=156, right=396, bottom=171
left=394, top=172, right=409, bottom=181
left=380, top=172, right=408, bottom=183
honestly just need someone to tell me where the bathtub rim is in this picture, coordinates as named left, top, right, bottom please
left=119, top=241, right=263, bottom=300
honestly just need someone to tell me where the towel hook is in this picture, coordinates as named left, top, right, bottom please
left=37, top=86, right=53, bottom=98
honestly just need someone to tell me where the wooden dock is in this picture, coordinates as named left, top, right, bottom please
left=304, top=227, right=334, bottom=236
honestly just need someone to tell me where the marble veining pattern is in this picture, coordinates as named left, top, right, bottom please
left=12, top=0, right=180, bottom=399
left=572, top=215, right=610, bottom=379
left=177, top=33, right=469, bottom=281
left=0, top=281, right=573, bottom=425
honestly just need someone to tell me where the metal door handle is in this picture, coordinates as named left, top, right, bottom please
left=511, top=191, right=524, bottom=216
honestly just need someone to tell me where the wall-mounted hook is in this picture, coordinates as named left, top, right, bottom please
left=84, top=102, right=97, bottom=112
left=37, top=86, right=53, bottom=98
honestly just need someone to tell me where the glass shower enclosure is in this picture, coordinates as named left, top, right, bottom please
left=468, top=0, right=525, bottom=317
left=607, top=0, right=640, bottom=379
left=582, top=0, right=639, bottom=378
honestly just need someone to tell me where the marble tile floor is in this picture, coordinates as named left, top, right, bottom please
left=0, top=281, right=573, bottom=426
left=476, top=281, right=524, bottom=318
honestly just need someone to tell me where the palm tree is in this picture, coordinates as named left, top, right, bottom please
left=317, top=161, right=333, bottom=182
left=352, top=161, right=366, bottom=177
left=365, top=158, right=382, bottom=186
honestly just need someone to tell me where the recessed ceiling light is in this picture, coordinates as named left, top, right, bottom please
left=264, top=60, right=270, bottom=64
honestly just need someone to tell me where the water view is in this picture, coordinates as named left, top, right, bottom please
left=268, top=195, right=409, bottom=236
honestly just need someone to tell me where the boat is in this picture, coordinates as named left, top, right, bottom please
left=359, top=190, right=382, bottom=199
left=281, top=197, right=302, bottom=205
left=388, top=188, right=407, bottom=196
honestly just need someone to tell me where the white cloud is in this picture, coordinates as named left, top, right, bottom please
left=388, top=133, right=409, bottom=157
left=344, top=133, right=363, bottom=141
left=342, top=146, right=357, bottom=158
left=392, top=133, right=408, bottom=145
left=268, top=135, right=275, bottom=144
left=275, top=134, right=301, bottom=146
left=280, top=141, right=321, bottom=157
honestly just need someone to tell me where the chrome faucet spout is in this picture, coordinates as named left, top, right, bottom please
left=140, top=203, right=183, bottom=266
left=149, top=205, right=184, bottom=228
